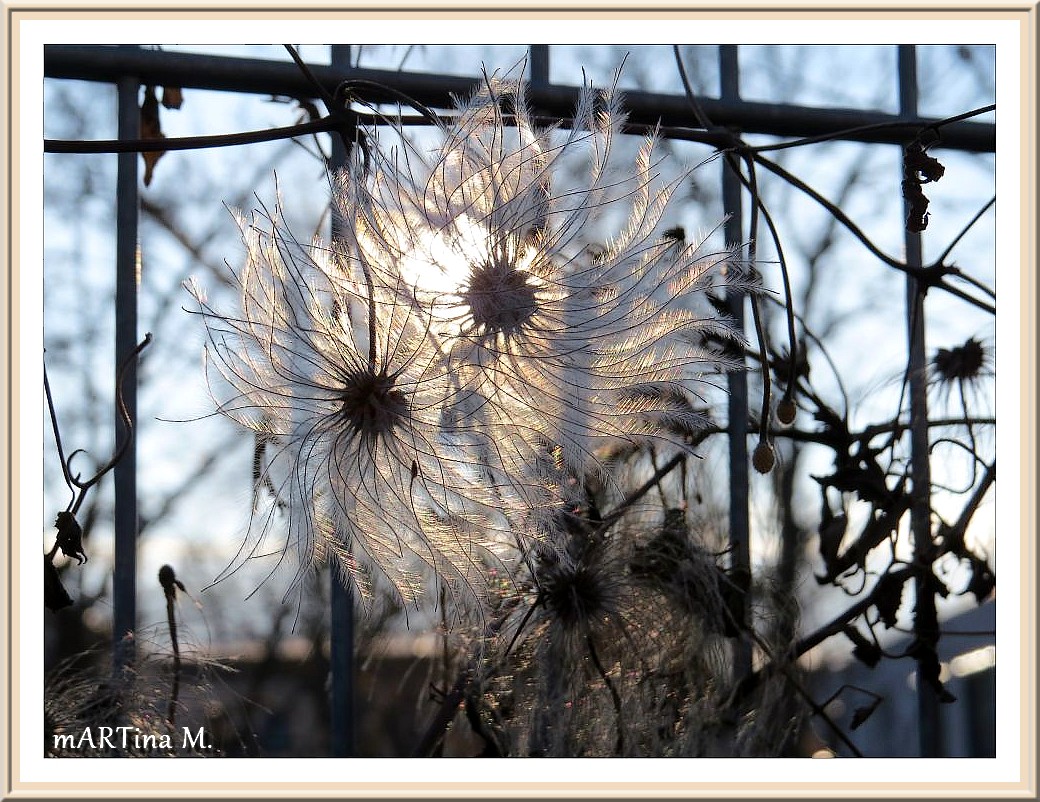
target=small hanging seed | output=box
[777,397,797,426]
[752,441,776,474]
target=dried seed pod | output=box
[777,397,797,426]
[752,441,776,474]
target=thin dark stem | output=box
[45,112,733,155]
[335,79,443,127]
[770,416,995,448]
[283,45,341,115]
[742,157,799,403]
[504,591,542,658]
[759,293,851,414]
[753,153,912,273]
[412,600,519,757]
[739,159,772,444]
[944,461,996,546]
[593,452,685,536]
[929,103,997,127]
[736,615,865,757]
[946,264,997,300]
[646,446,670,507]
[165,592,180,727]
[749,103,996,154]
[820,683,884,710]
[158,566,184,730]
[934,195,996,279]
[805,690,865,757]
[284,44,362,161]
[45,333,152,517]
[671,46,714,130]
[67,333,152,513]
[793,567,914,659]
[752,153,995,314]
[586,635,624,756]
[43,358,76,504]
[45,118,338,154]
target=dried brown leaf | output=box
[140,85,165,187]
[161,86,184,110]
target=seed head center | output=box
[541,560,608,629]
[462,256,538,336]
[338,369,408,440]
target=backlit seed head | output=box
[932,337,989,385]
[541,559,610,630]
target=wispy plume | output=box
[191,61,742,611]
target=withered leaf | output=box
[850,697,883,730]
[160,86,184,110]
[873,571,908,629]
[45,558,74,611]
[140,85,165,187]
[54,510,87,564]
[817,502,847,573]
[906,143,946,184]
[842,625,882,668]
[813,451,892,507]
[904,179,930,233]
[902,142,945,233]
[852,641,882,669]
[964,556,996,604]
[774,343,810,385]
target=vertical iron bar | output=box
[899,44,941,758]
[112,65,139,672]
[719,44,752,678]
[529,45,549,86]
[328,43,356,759]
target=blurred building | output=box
[807,599,996,758]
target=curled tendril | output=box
[44,333,152,558]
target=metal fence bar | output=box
[898,44,942,759]
[112,61,139,672]
[42,46,995,153]
[327,42,357,760]
[719,44,752,680]
[529,44,549,86]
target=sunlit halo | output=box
[400,214,539,309]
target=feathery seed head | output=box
[188,200,520,609]
[540,554,613,631]
[194,60,745,616]
[335,63,744,490]
[932,336,991,387]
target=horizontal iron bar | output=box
[44,45,995,153]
